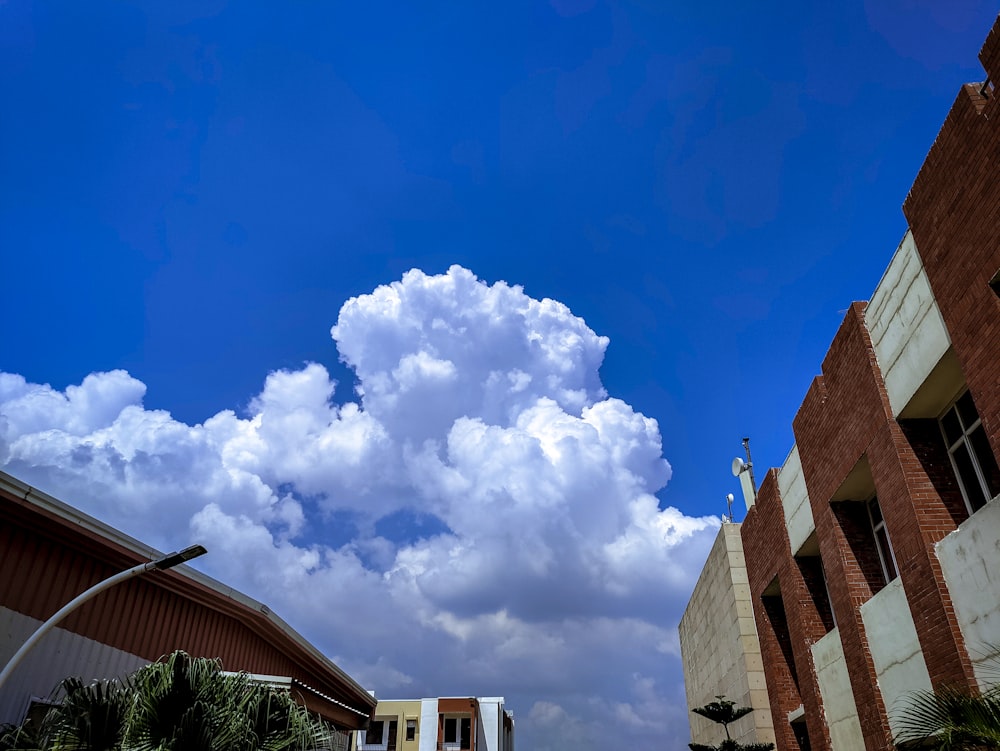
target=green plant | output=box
[893,645,1000,750]
[1,652,339,751]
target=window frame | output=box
[867,497,898,586]
[940,390,1000,514]
[442,716,471,749]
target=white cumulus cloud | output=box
[1,265,718,751]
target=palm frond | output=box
[41,677,128,751]
[894,684,1000,750]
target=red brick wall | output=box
[903,14,1000,475]
[868,421,976,690]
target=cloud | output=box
[0,265,718,750]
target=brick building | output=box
[681,14,1000,751]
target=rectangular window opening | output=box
[366,720,385,747]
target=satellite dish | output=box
[731,457,746,476]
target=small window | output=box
[941,391,1000,513]
[406,719,417,742]
[868,498,898,585]
[444,718,457,744]
[791,717,812,751]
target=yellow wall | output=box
[372,699,423,751]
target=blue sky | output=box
[2,2,997,749]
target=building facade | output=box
[679,523,775,748]
[682,13,1000,751]
[356,697,514,751]
[0,469,377,734]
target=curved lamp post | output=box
[0,544,207,692]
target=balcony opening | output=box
[761,577,801,698]
[794,533,835,633]
[442,716,471,751]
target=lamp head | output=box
[153,545,207,570]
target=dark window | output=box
[867,497,897,584]
[406,720,417,742]
[791,719,812,751]
[443,716,471,747]
[941,391,1000,513]
[388,720,398,751]
[460,718,471,749]
[367,721,385,746]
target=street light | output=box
[0,544,207,692]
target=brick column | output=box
[742,471,832,751]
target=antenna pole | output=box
[742,437,758,500]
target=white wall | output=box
[859,578,933,735]
[936,495,1000,689]
[0,606,148,725]
[811,629,864,751]
[419,699,439,751]
[865,230,951,418]
[476,698,504,751]
[778,445,814,555]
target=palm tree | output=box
[893,682,1000,750]
[0,722,42,751]
[893,645,1000,750]
[1,651,339,751]
[688,696,775,751]
[42,677,130,751]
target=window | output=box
[366,720,385,747]
[867,497,897,585]
[791,717,812,751]
[443,717,471,748]
[444,718,457,744]
[406,719,417,742]
[941,391,1000,513]
[821,561,837,630]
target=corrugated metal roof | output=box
[0,469,377,726]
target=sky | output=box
[1,1,997,749]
